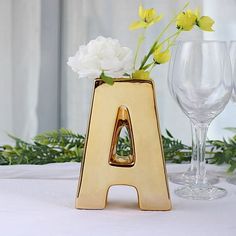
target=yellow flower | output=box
[194,8,200,19]
[132,70,151,80]
[153,46,171,64]
[129,4,162,30]
[176,10,197,31]
[197,16,214,31]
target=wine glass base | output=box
[169,172,219,185]
[175,184,227,200]
[226,176,236,185]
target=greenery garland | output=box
[0,128,235,173]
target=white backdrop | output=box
[0,0,41,144]
[0,0,236,145]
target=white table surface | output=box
[0,163,235,236]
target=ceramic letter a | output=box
[76,79,171,211]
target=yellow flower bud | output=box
[197,16,214,31]
[129,4,162,30]
[132,70,151,80]
[194,8,200,19]
[176,10,197,31]
[153,47,171,64]
[141,8,156,23]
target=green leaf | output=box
[142,62,154,70]
[166,129,174,138]
[227,163,236,173]
[100,72,114,85]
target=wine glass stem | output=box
[192,122,209,185]
[190,123,197,172]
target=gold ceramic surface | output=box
[76,79,172,211]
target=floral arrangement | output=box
[67,2,214,84]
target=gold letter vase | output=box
[76,79,171,211]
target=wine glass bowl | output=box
[169,41,232,200]
[172,41,232,124]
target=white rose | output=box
[67,36,133,79]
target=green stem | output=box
[170,30,182,47]
[134,29,146,69]
[149,62,155,73]
[139,42,158,70]
[156,1,189,43]
[146,30,182,75]
[159,29,182,48]
[139,2,189,70]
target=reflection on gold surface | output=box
[76,79,171,211]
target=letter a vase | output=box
[76,79,171,211]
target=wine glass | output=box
[167,44,219,186]
[226,41,236,185]
[169,41,232,200]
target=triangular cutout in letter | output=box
[109,105,135,167]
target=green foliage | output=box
[207,129,236,173]
[161,130,192,163]
[0,129,85,165]
[0,128,236,173]
[116,135,132,156]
